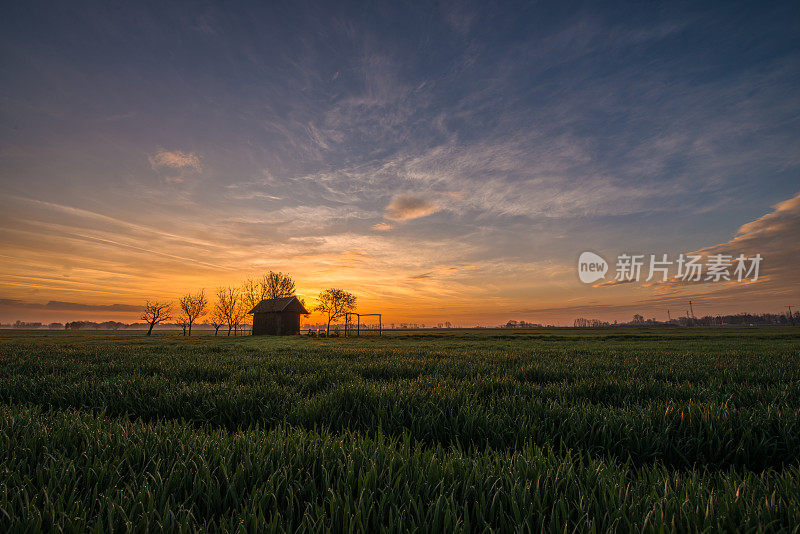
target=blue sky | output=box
[1,0,798,324]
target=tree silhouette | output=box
[241,271,297,308]
[178,290,208,337]
[209,307,226,336]
[315,288,357,336]
[215,287,239,336]
[240,277,267,313]
[232,300,249,335]
[141,300,172,336]
[176,314,189,336]
[264,271,296,299]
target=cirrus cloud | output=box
[0,299,142,312]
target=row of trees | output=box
[572,318,610,328]
[65,321,127,330]
[503,320,544,328]
[569,312,800,328]
[141,271,358,336]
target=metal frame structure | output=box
[344,312,382,336]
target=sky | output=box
[1,0,798,326]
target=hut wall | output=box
[281,312,301,335]
[252,311,301,335]
[253,312,282,335]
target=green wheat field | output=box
[1,328,798,532]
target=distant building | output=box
[248,296,309,335]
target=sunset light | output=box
[2,2,797,329]
[1,1,799,531]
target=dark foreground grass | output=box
[0,328,799,532]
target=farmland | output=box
[0,328,798,532]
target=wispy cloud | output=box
[1,2,798,324]
[0,299,141,312]
[148,150,202,172]
[384,195,439,221]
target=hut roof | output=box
[248,296,309,315]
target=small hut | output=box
[248,296,309,335]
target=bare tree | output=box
[178,290,208,337]
[240,278,264,331]
[240,277,268,313]
[141,300,172,336]
[241,271,296,310]
[216,287,240,336]
[315,288,357,336]
[176,314,189,336]
[264,271,296,299]
[209,307,226,336]
[232,300,249,336]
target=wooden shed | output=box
[248,296,309,336]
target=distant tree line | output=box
[65,321,128,330]
[503,320,545,328]
[670,312,799,327]
[571,311,800,328]
[573,318,610,328]
[10,321,61,329]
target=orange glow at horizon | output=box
[1,192,798,326]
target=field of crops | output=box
[0,328,798,532]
